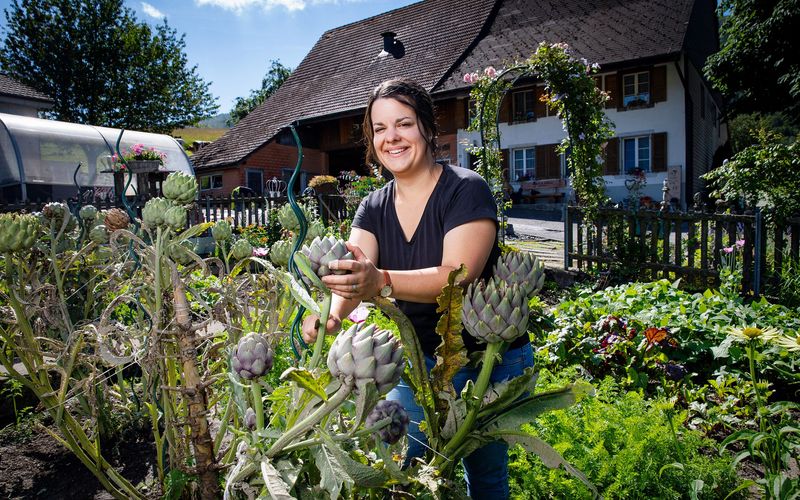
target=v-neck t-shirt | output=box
[352,163,508,356]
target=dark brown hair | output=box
[362,78,439,167]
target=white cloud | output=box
[141,2,165,18]
[194,0,364,13]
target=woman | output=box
[302,78,532,499]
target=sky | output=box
[0,0,419,114]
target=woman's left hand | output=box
[322,242,383,300]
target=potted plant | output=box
[112,143,166,173]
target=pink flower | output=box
[471,72,480,82]
[463,73,473,84]
[347,305,370,324]
[252,247,268,257]
[723,247,734,254]
[735,239,745,248]
[484,66,496,78]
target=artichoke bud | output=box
[0,213,40,253]
[231,333,274,380]
[304,220,327,243]
[104,208,130,232]
[327,323,404,395]
[244,407,257,431]
[42,202,75,232]
[269,238,292,268]
[277,203,311,233]
[164,205,187,231]
[492,251,546,298]
[79,204,98,221]
[300,236,354,283]
[366,400,409,444]
[141,197,173,228]
[168,239,196,265]
[162,171,198,205]
[89,224,109,244]
[212,220,233,242]
[462,280,530,344]
[231,238,253,260]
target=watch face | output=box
[380,285,392,297]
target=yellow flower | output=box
[727,325,780,343]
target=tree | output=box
[704,0,800,123]
[227,60,291,126]
[0,0,218,133]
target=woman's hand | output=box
[322,242,383,300]
[301,313,341,344]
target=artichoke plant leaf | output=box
[175,221,214,242]
[280,367,328,402]
[488,430,598,497]
[481,381,593,432]
[292,252,328,291]
[319,433,389,488]
[311,443,349,500]
[431,265,469,414]
[260,457,296,500]
[477,368,538,421]
[351,381,380,433]
[275,270,321,315]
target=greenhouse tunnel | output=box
[0,112,193,203]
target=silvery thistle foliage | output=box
[366,400,410,444]
[299,236,354,283]
[462,280,530,344]
[327,323,404,394]
[231,333,274,380]
[492,250,545,299]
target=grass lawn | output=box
[172,127,227,154]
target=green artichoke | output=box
[304,220,327,243]
[0,213,40,253]
[162,171,198,205]
[141,197,173,228]
[299,236,354,281]
[168,239,196,265]
[277,203,311,233]
[327,323,404,394]
[212,220,233,242]
[366,400,409,444]
[41,202,76,231]
[492,251,545,299]
[231,333,273,380]
[164,205,187,231]
[269,238,292,268]
[89,224,109,244]
[231,238,253,260]
[462,280,530,344]
[78,205,98,221]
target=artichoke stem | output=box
[251,382,264,430]
[440,341,502,461]
[309,292,332,370]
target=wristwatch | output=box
[379,270,393,298]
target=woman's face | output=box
[370,97,431,176]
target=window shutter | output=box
[652,133,667,172]
[499,94,511,124]
[651,65,667,103]
[604,74,618,109]
[545,144,561,179]
[535,146,546,178]
[534,86,547,119]
[603,138,620,175]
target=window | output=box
[466,98,478,125]
[512,148,535,181]
[623,72,650,107]
[623,136,650,173]
[512,90,535,122]
[200,174,223,190]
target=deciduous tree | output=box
[227,60,291,126]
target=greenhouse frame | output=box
[0,112,193,203]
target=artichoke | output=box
[0,213,40,253]
[89,224,109,244]
[231,238,253,260]
[212,220,233,242]
[299,236,354,281]
[304,220,327,243]
[365,400,409,445]
[269,238,293,268]
[327,323,404,394]
[462,280,530,344]
[79,205,98,221]
[277,203,311,233]
[41,202,76,231]
[492,251,545,299]
[164,205,187,231]
[244,407,257,431]
[168,239,196,265]
[162,171,198,205]
[141,197,173,228]
[231,333,273,380]
[104,208,130,232]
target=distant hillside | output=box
[197,113,231,128]
[172,128,227,154]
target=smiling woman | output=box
[301,78,532,499]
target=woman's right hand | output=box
[301,313,341,344]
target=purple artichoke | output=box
[326,323,404,394]
[366,400,409,444]
[231,333,273,380]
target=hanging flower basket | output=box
[126,160,162,173]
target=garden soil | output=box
[0,426,159,499]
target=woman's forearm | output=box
[387,266,461,303]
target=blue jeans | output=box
[386,343,534,499]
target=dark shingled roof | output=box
[192,0,495,169]
[0,74,53,103]
[194,0,699,169]
[437,0,695,92]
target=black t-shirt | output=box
[353,163,514,356]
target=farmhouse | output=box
[191,0,724,207]
[0,73,53,117]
